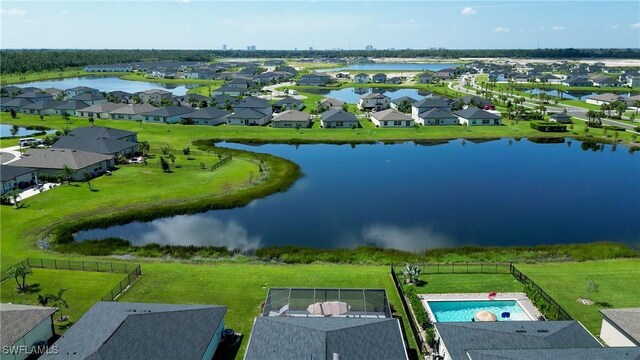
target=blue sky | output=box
[1,1,639,49]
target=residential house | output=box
[321,109,358,128]
[585,93,625,106]
[70,93,107,105]
[176,94,211,107]
[600,308,640,347]
[455,95,492,109]
[411,98,451,122]
[109,104,158,121]
[43,87,64,99]
[390,96,418,111]
[353,73,370,83]
[358,92,390,111]
[273,97,304,112]
[371,109,413,127]
[10,148,114,181]
[227,79,253,89]
[1,85,22,96]
[135,89,173,104]
[15,91,53,103]
[386,77,402,84]
[465,348,640,360]
[212,86,246,97]
[108,90,133,103]
[227,108,271,126]
[179,107,230,126]
[320,97,344,110]
[1,98,34,112]
[454,107,502,126]
[232,96,273,121]
[64,86,100,98]
[550,112,572,124]
[41,302,227,360]
[298,73,333,86]
[19,100,64,116]
[84,64,133,72]
[591,76,622,87]
[75,102,126,119]
[212,95,241,109]
[52,136,139,157]
[626,77,640,88]
[271,110,311,128]
[537,73,562,84]
[275,65,298,76]
[433,68,457,80]
[69,126,138,142]
[625,94,640,108]
[562,77,593,87]
[434,321,603,360]
[335,72,350,79]
[52,100,90,116]
[1,165,38,195]
[0,303,57,360]
[371,73,387,83]
[142,106,196,124]
[416,108,459,126]
[418,72,434,84]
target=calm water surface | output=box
[17,77,189,95]
[0,124,55,137]
[306,88,432,103]
[76,140,640,251]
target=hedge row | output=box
[530,121,567,132]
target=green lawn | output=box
[119,263,416,358]
[414,273,523,294]
[0,69,122,85]
[518,259,640,335]
[0,268,124,330]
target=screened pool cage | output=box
[262,288,392,318]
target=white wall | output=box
[321,120,358,128]
[272,120,310,128]
[600,318,638,347]
[7,317,54,360]
[200,319,225,360]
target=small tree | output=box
[341,103,349,112]
[138,141,150,156]
[83,170,92,190]
[62,111,70,124]
[397,99,412,114]
[159,156,171,172]
[585,278,599,298]
[8,265,32,291]
[10,125,19,138]
[39,114,44,121]
[10,108,17,119]
[182,147,191,156]
[88,116,95,126]
[62,164,74,184]
[37,293,53,307]
[51,288,69,321]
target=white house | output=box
[321,109,358,128]
[371,109,413,128]
[454,107,502,126]
[353,73,370,83]
[76,102,127,119]
[358,92,390,111]
[416,108,459,126]
[600,308,640,347]
[109,104,159,121]
[271,109,311,128]
[411,98,451,122]
[585,93,625,106]
[10,148,115,181]
[211,86,245,97]
[0,304,57,360]
[320,97,344,110]
[135,89,173,104]
[1,165,38,195]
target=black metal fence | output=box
[1,258,142,302]
[509,264,572,320]
[400,262,512,274]
[390,266,426,355]
[127,155,232,171]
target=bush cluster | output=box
[523,283,563,320]
[530,121,567,132]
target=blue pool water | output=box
[427,300,530,322]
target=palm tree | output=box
[600,103,611,118]
[50,288,69,321]
[83,170,92,190]
[585,110,595,126]
[37,293,53,306]
[402,264,422,285]
[614,101,627,117]
[61,111,70,124]
[8,265,32,291]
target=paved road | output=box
[0,146,21,164]
[452,76,638,132]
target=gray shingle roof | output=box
[52,100,90,111]
[418,107,457,119]
[361,92,390,100]
[321,97,344,107]
[51,136,138,155]
[391,96,418,105]
[236,96,271,109]
[2,98,34,107]
[412,98,450,109]
[322,109,357,123]
[109,104,158,115]
[228,108,268,119]
[69,126,137,141]
[79,102,127,114]
[467,347,640,360]
[454,107,501,119]
[0,303,57,347]
[586,93,624,102]
[1,165,37,182]
[272,109,310,122]
[245,317,408,360]
[141,106,195,117]
[601,308,640,344]
[10,148,114,170]
[274,97,303,107]
[21,100,64,110]
[372,109,412,122]
[42,302,226,360]
[180,107,230,119]
[435,321,602,360]
[71,93,106,101]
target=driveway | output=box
[1,146,22,165]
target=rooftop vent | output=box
[537,329,549,333]
[515,330,527,333]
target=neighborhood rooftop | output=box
[0,303,58,349]
[10,148,114,170]
[600,308,640,344]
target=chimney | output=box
[333,353,340,360]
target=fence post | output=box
[54,260,58,269]
[82,261,85,271]
[41,259,44,268]
[27,258,31,267]
[68,260,71,270]
[125,264,128,274]
[110,263,113,272]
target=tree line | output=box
[2,48,639,74]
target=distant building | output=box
[365,45,374,51]
[84,64,132,72]
[222,44,227,51]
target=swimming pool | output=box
[426,300,531,322]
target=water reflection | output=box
[135,215,262,251]
[360,224,455,251]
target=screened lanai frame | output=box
[262,288,392,318]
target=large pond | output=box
[17,77,190,95]
[522,89,638,100]
[319,63,462,72]
[305,87,433,103]
[0,124,54,137]
[76,139,640,252]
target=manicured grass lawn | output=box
[0,268,124,330]
[414,273,523,294]
[0,69,122,85]
[517,259,640,335]
[119,263,416,358]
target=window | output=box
[383,121,388,126]
[154,116,160,121]
[336,121,343,127]
[394,121,402,126]
[482,119,490,124]
[472,120,476,125]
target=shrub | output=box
[523,283,563,320]
[530,121,567,132]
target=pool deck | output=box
[419,292,542,321]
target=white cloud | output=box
[60,10,69,15]
[631,23,640,29]
[0,8,27,16]
[610,24,620,30]
[359,223,456,252]
[494,26,510,33]
[461,7,477,15]
[550,25,565,31]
